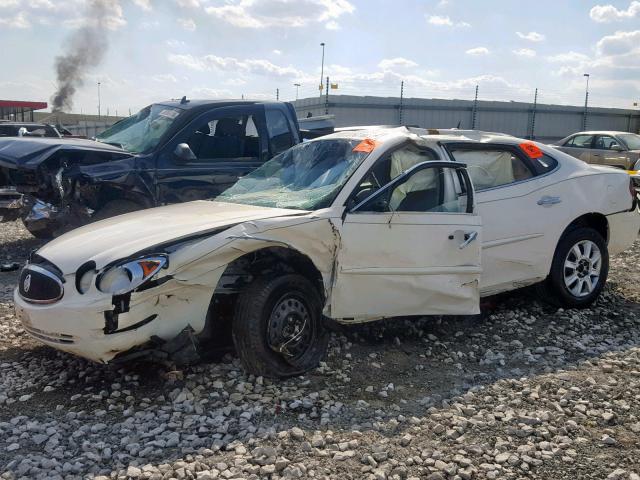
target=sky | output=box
[1,0,639,115]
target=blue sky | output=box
[1,0,639,115]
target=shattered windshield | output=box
[95,104,181,154]
[218,138,372,210]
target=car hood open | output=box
[37,201,307,274]
[0,136,132,170]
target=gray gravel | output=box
[1,219,640,479]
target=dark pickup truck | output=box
[0,98,310,237]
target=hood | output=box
[0,137,132,170]
[37,201,307,274]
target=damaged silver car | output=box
[14,127,640,377]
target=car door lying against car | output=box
[156,106,268,204]
[331,143,482,320]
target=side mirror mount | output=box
[174,143,196,162]
[17,127,28,137]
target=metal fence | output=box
[292,95,640,143]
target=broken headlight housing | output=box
[97,255,168,295]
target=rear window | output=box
[531,154,558,175]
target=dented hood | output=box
[37,201,307,273]
[0,136,132,169]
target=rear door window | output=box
[565,135,594,148]
[449,148,534,191]
[266,109,294,155]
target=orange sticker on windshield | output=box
[520,142,543,159]
[353,138,380,153]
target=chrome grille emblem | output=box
[23,274,31,293]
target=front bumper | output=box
[13,277,216,363]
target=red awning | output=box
[0,100,48,110]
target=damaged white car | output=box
[14,127,640,377]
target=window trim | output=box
[443,142,560,193]
[343,139,440,208]
[350,161,474,214]
[265,107,295,156]
[594,134,625,151]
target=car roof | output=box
[569,131,635,136]
[320,126,523,145]
[154,98,284,111]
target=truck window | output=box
[185,114,262,161]
[266,109,294,155]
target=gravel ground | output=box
[1,219,639,480]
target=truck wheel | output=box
[93,200,142,222]
[539,227,609,308]
[232,274,329,378]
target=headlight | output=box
[97,255,168,295]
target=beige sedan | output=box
[554,131,640,170]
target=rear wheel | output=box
[232,274,328,377]
[539,227,608,308]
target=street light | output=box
[582,73,590,131]
[294,83,301,101]
[97,81,101,119]
[319,42,325,97]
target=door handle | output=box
[459,231,478,249]
[537,195,561,206]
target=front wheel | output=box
[540,227,609,308]
[232,274,329,378]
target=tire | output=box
[539,227,609,308]
[92,199,142,222]
[232,274,329,378]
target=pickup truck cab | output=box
[0,98,303,237]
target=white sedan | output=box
[14,127,639,377]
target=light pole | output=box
[582,73,590,131]
[294,83,301,101]
[97,81,101,119]
[319,42,325,97]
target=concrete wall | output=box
[293,96,640,142]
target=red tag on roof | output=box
[353,138,379,153]
[519,142,543,159]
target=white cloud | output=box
[378,57,418,70]
[168,53,304,78]
[590,1,640,22]
[596,29,640,56]
[175,0,200,7]
[513,48,536,57]
[466,47,489,56]
[177,17,196,31]
[546,51,591,63]
[426,14,470,27]
[0,11,30,28]
[132,0,152,11]
[272,49,282,55]
[325,19,339,29]
[0,0,20,7]
[516,31,545,42]
[205,0,354,30]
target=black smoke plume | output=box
[50,0,117,113]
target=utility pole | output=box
[325,76,329,115]
[97,81,101,119]
[276,88,279,101]
[319,42,325,98]
[530,88,538,140]
[582,73,590,131]
[471,85,479,130]
[294,83,301,101]
[399,81,405,126]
